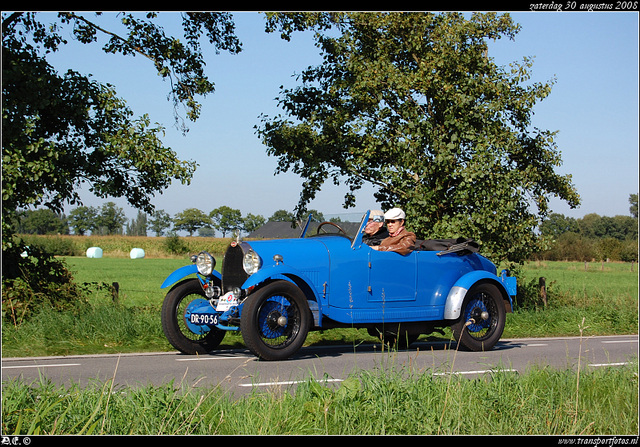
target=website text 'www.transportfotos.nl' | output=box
[558,437,639,446]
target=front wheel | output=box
[240,280,311,361]
[451,283,506,352]
[161,278,225,355]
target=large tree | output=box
[258,12,580,264]
[173,208,212,237]
[2,11,241,299]
[210,206,243,237]
[2,12,241,229]
[94,201,127,235]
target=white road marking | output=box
[588,362,630,367]
[176,356,253,361]
[433,369,518,376]
[239,378,343,387]
[2,363,81,369]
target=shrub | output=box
[20,234,80,256]
[2,240,89,326]
[512,276,559,311]
[164,232,190,255]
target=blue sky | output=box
[43,12,638,226]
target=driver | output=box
[362,210,389,246]
[371,208,416,255]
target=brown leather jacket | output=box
[376,228,416,256]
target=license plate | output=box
[189,313,218,326]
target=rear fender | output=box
[161,264,222,289]
[242,266,323,326]
[444,271,513,320]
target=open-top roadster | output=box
[161,211,516,360]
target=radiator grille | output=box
[221,243,248,293]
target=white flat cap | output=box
[384,208,406,220]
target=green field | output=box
[62,256,639,309]
[65,256,194,307]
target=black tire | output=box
[161,278,226,355]
[240,280,311,361]
[451,283,506,352]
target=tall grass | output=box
[2,360,637,435]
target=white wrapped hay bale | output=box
[86,247,103,258]
[130,248,145,259]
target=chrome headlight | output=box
[196,251,216,276]
[242,249,262,275]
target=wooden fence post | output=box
[111,282,119,303]
[539,277,547,308]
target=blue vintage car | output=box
[160,211,517,360]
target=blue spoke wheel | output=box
[241,280,311,361]
[161,278,225,355]
[451,283,506,351]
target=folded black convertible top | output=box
[415,237,479,255]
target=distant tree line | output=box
[9,203,327,238]
[533,194,638,263]
[11,195,637,263]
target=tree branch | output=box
[61,12,157,64]
[2,12,23,29]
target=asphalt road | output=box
[2,335,637,398]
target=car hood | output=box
[221,236,347,293]
[244,236,346,266]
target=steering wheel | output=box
[316,222,349,237]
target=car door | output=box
[368,250,417,303]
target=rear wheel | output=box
[240,280,311,361]
[451,283,505,352]
[161,279,225,355]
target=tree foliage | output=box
[11,209,69,235]
[2,12,241,234]
[68,206,98,236]
[173,208,212,237]
[210,206,243,237]
[149,209,173,237]
[257,12,580,264]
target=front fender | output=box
[161,264,221,289]
[443,271,513,320]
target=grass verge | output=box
[2,360,637,435]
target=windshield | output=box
[298,212,371,241]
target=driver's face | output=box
[364,219,383,235]
[386,219,404,234]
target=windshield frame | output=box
[299,214,313,238]
[351,210,370,249]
